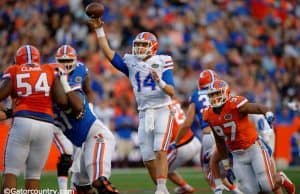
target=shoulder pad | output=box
[229,96,248,109]
[159,55,174,70]
[123,54,136,64]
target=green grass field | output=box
[1,167,300,193]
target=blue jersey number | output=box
[54,111,72,132]
[135,72,156,92]
[198,93,210,112]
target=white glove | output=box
[55,67,72,93]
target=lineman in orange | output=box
[0,45,69,192]
[203,79,296,194]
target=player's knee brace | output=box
[57,154,72,176]
[75,184,96,194]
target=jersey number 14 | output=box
[135,72,156,92]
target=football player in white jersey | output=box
[249,114,275,152]
[89,18,175,194]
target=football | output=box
[85,2,104,19]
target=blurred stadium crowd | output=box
[0,0,300,166]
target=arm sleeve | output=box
[161,69,175,87]
[111,53,129,77]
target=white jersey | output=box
[249,114,275,151]
[123,54,173,110]
[249,114,273,136]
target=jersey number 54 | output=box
[16,73,50,96]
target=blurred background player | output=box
[249,114,275,154]
[54,66,118,194]
[53,44,94,193]
[0,45,68,192]
[203,79,296,194]
[89,18,176,194]
[167,100,200,194]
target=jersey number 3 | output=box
[16,73,50,97]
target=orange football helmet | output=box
[198,69,218,89]
[132,32,159,59]
[207,79,230,108]
[56,45,77,73]
[15,45,40,66]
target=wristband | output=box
[60,75,72,93]
[158,79,167,89]
[95,27,105,38]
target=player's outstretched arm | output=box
[88,19,129,76]
[238,102,274,124]
[174,103,195,144]
[238,102,270,115]
[88,18,115,61]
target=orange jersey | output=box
[169,101,194,146]
[203,96,258,151]
[3,64,57,121]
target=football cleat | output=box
[93,176,119,194]
[174,184,195,194]
[279,171,296,194]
